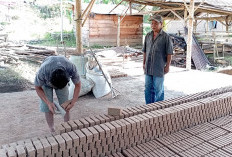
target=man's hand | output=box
[64,101,75,112]
[48,102,56,114]
[164,65,170,74]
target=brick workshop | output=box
[1,0,232,157]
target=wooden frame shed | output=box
[82,4,143,47]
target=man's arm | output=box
[164,54,172,74]
[143,53,146,71]
[65,81,81,111]
[35,86,55,114]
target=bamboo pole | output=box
[81,0,94,19]
[76,0,83,54]
[109,0,124,14]
[186,0,194,70]
[184,8,187,26]
[82,0,95,27]
[194,19,197,33]
[129,1,132,15]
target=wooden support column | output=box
[194,19,197,33]
[186,0,194,70]
[184,8,188,26]
[206,13,209,33]
[226,16,229,33]
[129,1,132,15]
[117,15,121,47]
[76,0,83,54]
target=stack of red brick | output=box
[1,86,232,157]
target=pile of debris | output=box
[0,41,56,65]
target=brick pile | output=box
[118,115,232,157]
[1,87,232,157]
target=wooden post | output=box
[76,0,83,54]
[184,8,188,26]
[194,19,197,33]
[129,1,132,15]
[206,13,209,33]
[226,16,229,33]
[186,0,194,70]
[117,15,121,47]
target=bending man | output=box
[35,56,81,133]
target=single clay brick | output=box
[40,138,51,156]
[99,114,111,122]
[111,121,122,134]
[85,117,96,126]
[125,118,136,130]
[16,140,25,145]
[69,147,76,156]
[89,142,95,150]
[9,143,17,148]
[32,140,43,157]
[61,133,73,149]
[105,122,116,136]
[67,120,78,131]
[94,125,105,139]
[0,149,7,157]
[82,143,88,152]
[115,120,126,133]
[54,135,65,151]
[121,110,129,118]
[90,116,101,125]
[108,107,122,116]
[68,132,80,147]
[47,136,58,154]
[94,115,106,123]
[55,124,65,134]
[25,142,36,157]
[73,119,84,130]
[100,123,111,138]
[92,149,97,156]
[62,149,69,157]
[61,122,72,132]
[79,118,90,128]
[81,128,93,143]
[6,146,16,157]
[88,127,99,141]
[74,130,87,145]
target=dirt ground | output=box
[1,56,232,146]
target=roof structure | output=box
[125,0,232,20]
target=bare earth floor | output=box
[1,59,232,146]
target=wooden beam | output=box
[170,10,184,22]
[194,19,197,33]
[82,0,95,27]
[184,8,188,26]
[120,6,130,22]
[194,0,205,12]
[81,0,95,19]
[132,7,184,15]
[195,16,227,21]
[109,0,124,14]
[183,0,190,12]
[129,1,132,15]
[138,5,147,13]
[76,0,82,54]
[123,0,177,9]
[186,0,195,70]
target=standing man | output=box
[142,14,173,104]
[35,56,81,133]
